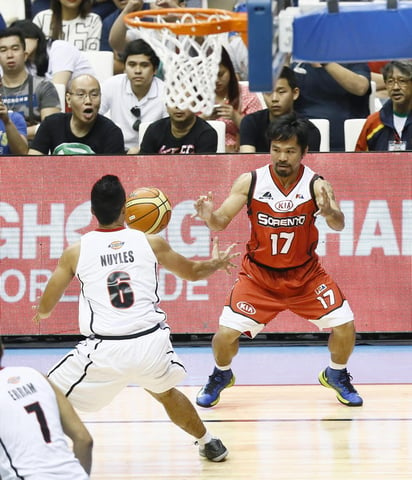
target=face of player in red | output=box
[270,135,306,180]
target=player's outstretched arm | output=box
[32,243,80,323]
[193,172,251,231]
[148,236,240,281]
[314,178,345,231]
[49,380,93,474]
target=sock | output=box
[216,364,231,371]
[196,431,213,446]
[329,361,346,370]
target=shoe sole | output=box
[318,370,363,407]
[196,375,236,408]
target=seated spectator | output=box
[100,0,129,74]
[201,47,262,152]
[139,105,217,154]
[100,38,167,153]
[11,20,95,89]
[291,61,371,151]
[33,0,103,51]
[0,28,61,141]
[109,0,184,56]
[0,76,28,155]
[355,60,412,152]
[240,66,321,153]
[28,74,125,154]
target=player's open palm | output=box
[211,238,240,274]
[194,191,214,221]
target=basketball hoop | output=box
[124,8,247,115]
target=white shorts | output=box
[48,324,186,412]
[219,300,354,339]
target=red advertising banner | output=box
[1,153,411,335]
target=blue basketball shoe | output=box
[318,367,363,406]
[196,367,235,408]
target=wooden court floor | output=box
[80,384,412,480]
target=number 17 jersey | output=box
[246,164,321,269]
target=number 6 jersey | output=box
[76,227,167,337]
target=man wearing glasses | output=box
[99,39,168,154]
[28,74,125,155]
[355,60,412,151]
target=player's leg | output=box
[291,261,362,407]
[146,388,228,462]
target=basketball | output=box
[125,187,172,234]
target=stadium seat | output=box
[308,118,330,152]
[0,0,25,26]
[344,118,367,152]
[82,51,114,84]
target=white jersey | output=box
[0,366,89,480]
[76,227,166,337]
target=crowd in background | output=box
[0,0,410,155]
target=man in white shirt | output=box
[99,39,168,153]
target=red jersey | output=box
[246,163,321,269]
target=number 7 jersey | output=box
[246,164,321,269]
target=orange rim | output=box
[123,8,247,38]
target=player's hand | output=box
[192,191,214,221]
[32,305,51,325]
[211,237,240,274]
[315,186,333,218]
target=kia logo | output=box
[275,200,293,211]
[236,301,256,315]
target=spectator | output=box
[100,0,129,74]
[0,28,61,141]
[33,0,103,51]
[239,66,321,153]
[0,338,93,478]
[291,61,371,151]
[356,60,412,151]
[109,0,185,56]
[100,38,167,152]
[0,83,28,155]
[139,105,217,154]
[28,74,125,154]
[11,19,95,90]
[201,47,262,152]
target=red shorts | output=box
[224,255,350,326]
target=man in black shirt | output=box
[28,74,125,155]
[239,66,321,153]
[139,106,218,154]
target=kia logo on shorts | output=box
[275,200,293,211]
[236,301,256,315]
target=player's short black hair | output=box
[121,39,160,70]
[91,175,126,225]
[266,112,309,152]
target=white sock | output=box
[329,361,346,370]
[216,364,231,371]
[196,431,213,446]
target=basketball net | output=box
[124,9,247,116]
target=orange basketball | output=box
[125,187,172,234]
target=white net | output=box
[127,12,232,115]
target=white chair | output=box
[53,83,66,111]
[344,118,367,152]
[206,120,226,153]
[82,51,114,84]
[0,0,25,26]
[138,119,226,153]
[308,118,330,152]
